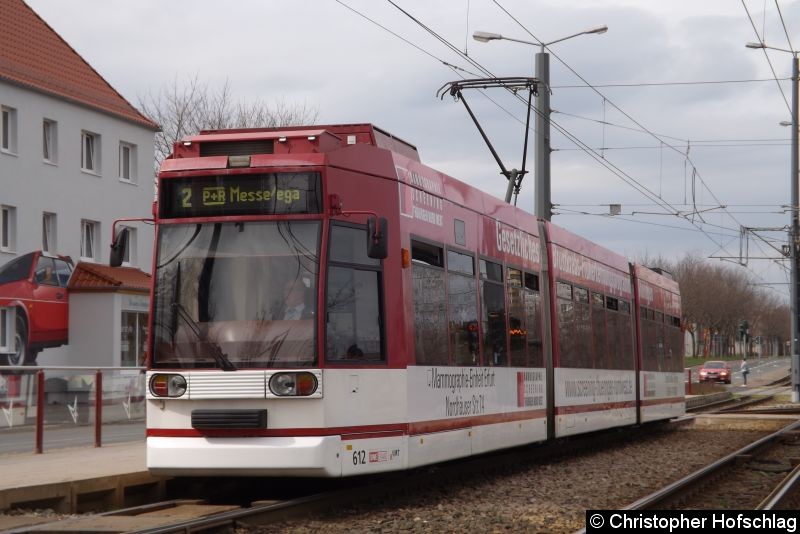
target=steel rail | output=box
[715,394,777,413]
[721,406,800,415]
[622,418,800,510]
[686,393,769,413]
[758,460,800,510]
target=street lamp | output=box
[473,25,608,220]
[747,40,800,402]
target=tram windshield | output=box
[150,221,320,369]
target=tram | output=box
[122,124,683,476]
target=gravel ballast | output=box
[250,419,791,533]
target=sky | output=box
[25,0,800,299]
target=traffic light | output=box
[739,320,749,342]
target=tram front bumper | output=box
[147,435,342,477]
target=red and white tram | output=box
[133,124,683,476]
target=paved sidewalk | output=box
[0,441,146,491]
[0,440,163,513]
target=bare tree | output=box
[660,252,790,358]
[139,76,319,167]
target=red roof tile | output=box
[68,262,151,293]
[0,0,158,130]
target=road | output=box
[687,356,790,385]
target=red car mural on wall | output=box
[0,251,73,365]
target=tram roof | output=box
[164,123,678,290]
[178,123,420,162]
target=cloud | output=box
[24,0,795,291]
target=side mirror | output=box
[109,227,129,267]
[367,216,388,259]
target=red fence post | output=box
[686,369,692,395]
[35,370,44,454]
[95,370,102,448]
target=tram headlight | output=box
[269,372,318,397]
[149,374,187,398]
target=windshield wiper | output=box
[170,302,237,371]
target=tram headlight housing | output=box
[268,372,318,397]
[149,374,187,398]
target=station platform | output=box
[0,440,166,517]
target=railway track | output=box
[622,418,800,511]
[686,393,776,414]
[766,375,793,387]
[5,493,363,533]
[686,375,792,414]
[722,406,800,415]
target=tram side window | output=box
[508,268,526,366]
[607,296,633,370]
[557,281,577,367]
[649,309,660,371]
[650,309,660,371]
[574,287,591,368]
[481,259,506,366]
[638,306,651,371]
[523,272,544,368]
[447,250,478,366]
[412,240,448,365]
[669,315,683,372]
[640,306,657,371]
[617,300,634,370]
[654,310,666,371]
[591,292,608,368]
[606,296,620,369]
[326,224,384,362]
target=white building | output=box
[64,263,151,368]
[0,0,158,272]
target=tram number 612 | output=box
[352,450,366,465]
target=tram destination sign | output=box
[161,172,322,218]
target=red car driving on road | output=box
[0,251,73,365]
[698,360,732,384]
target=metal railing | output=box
[0,365,146,454]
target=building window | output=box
[43,119,57,163]
[121,311,148,366]
[119,142,136,182]
[81,131,100,173]
[80,219,99,261]
[42,212,57,253]
[120,226,136,265]
[1,206,16,252]
[1,106,17,154]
